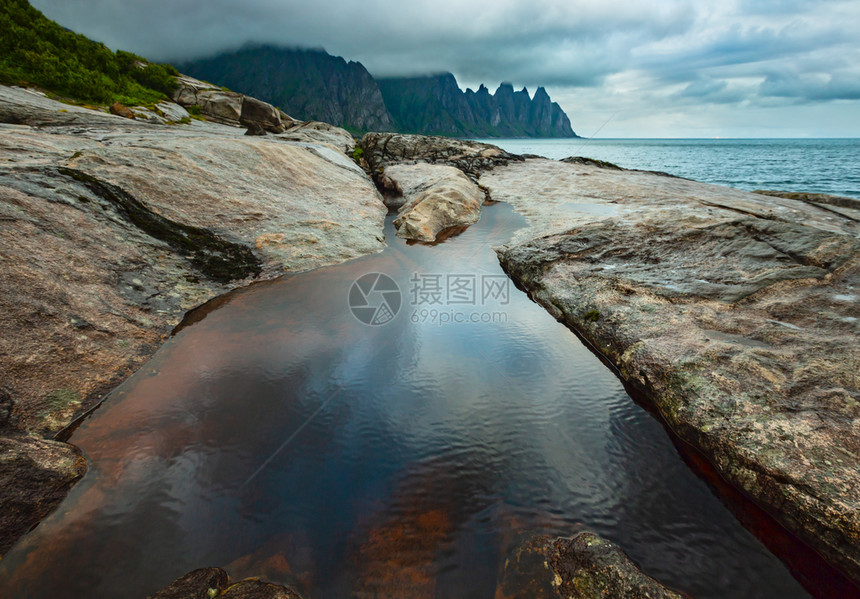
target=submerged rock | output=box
[383,163,485,241]
[485,157,860,582]
[497,532,686,598]
[148,567,302,599]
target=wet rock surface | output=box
[382,163,485,241]
[0,84,386,555]
[483,157,860,582]
[497,532,685,598]
[149,567,302,599]
[0,435,86,555]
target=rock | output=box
[0,88,385,435]
[244,122,267,136]
[497,532,685,598]
[0,83,386,554]
[754,189,860,209]
[171,74,243,125]
[149,568,229,599]
[222,580,302,598]
[0,388,14,430]
[148,568,301,599]
[109,102,135,119]
[560,156,623,170]
[484,157,860,582]
[360,132,522,180]
[156,101,191,123]
[0,86,148,128]
[278,120,356,154]
[0,435,86,556]
[172,73,295,134]
[171,74,214,106]
[384,163,485,241]
[241,96,286,133]
[196,89,244,125]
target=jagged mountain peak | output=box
[180,47,577,137]
[379,72,577,138]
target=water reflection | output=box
[0,204,818,598]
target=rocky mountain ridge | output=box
[378,73,577,137]
[179,46,577,137]
[179,45,392,134]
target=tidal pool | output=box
[0,204,827,598]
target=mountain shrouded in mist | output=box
[180,45,577,137]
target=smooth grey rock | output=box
[196,89,244,125]
[383,163,485,241]
[241,96,286,133]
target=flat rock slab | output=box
[483,158,860,582]
[383,163,485,241]
[497,532,685,598]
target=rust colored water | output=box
[0,204,829,598]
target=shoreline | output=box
[1,88,858,596]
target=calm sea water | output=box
[474,138,860,199]
[3,205,852,598]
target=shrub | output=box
[0,0,180,105]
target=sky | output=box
[31,0,860,137]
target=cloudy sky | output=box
[32,0,860,137]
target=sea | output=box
[473,138,860,199]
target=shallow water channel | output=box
[0,204,819,598]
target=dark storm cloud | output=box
[28,0,860,136]
[29,0,694,85]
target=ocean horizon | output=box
[474,137,860,199]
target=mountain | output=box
[378,73,577,138]
[180,46,577,138]
[179,45,392,133]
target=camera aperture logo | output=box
[349,273,402,326]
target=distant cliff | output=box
[179,45,392,132]
[378,73,577,138]
[180,46,577,137]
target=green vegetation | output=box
[351,146,364,162]
[585,309,601,322]
[0,0,178,105]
